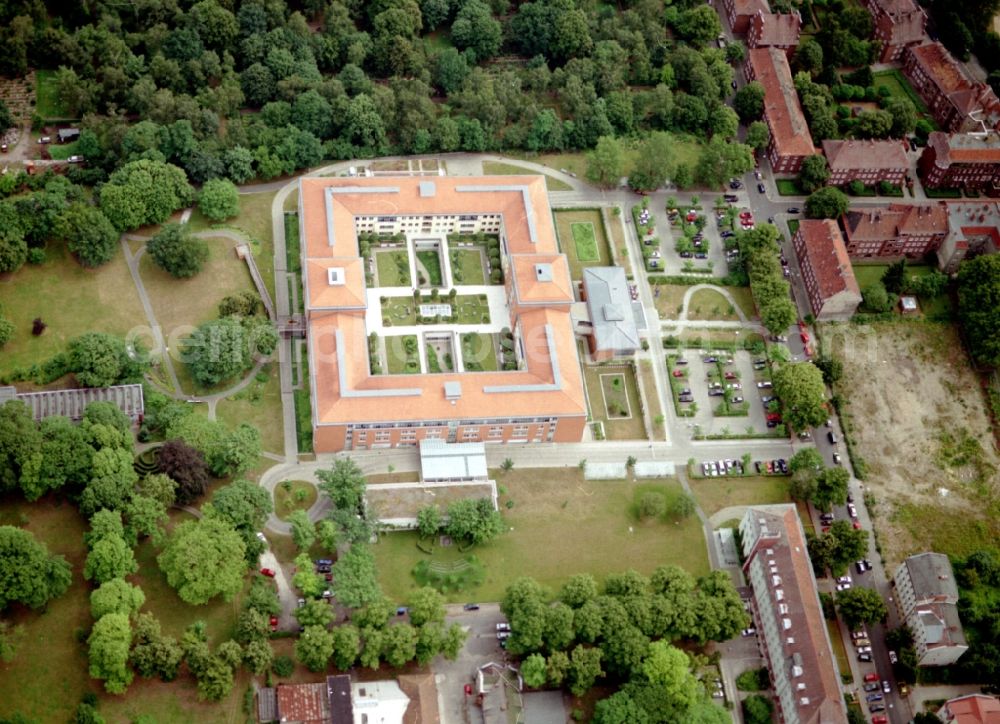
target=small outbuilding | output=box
[581,266,641,361]
[57,128,80,143]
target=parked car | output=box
[731,396,744,403]
[866,693,883,702]
[858,652,872,662]
[787,207,800,214]
[757,182,766,193]
[741,627,756,637]
[675,357,688,365]
[679,251,693,258]
[673,369,685,377]
[496,623,511,632]
[855,638,871,647]
[259,568,275,578]
[836,575,852,584]
[396,607,409,616]
[872,716,888,724]
[256,531,267,543]
[837,582,852,591]
[269,615,278,631]
[863,682,880,692]
[832,452,842,465]
[857,646,871,654]
[695,252,708,259]
[679,394,694,402]
[864,673,880,683]
[757,381,772,389]
[888,650,898,664]
[870,704,885,713]
[67,154,84,163]
[828,431,838,444]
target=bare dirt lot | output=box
[827,321,1000,570]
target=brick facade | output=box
[746,48,816,174]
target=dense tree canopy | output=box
[197,178,240,222]
[772,362,828,431]
[148,223,209,278]
[957,254,1000,367]
[157,516,247,605]
[99,160,194,232]
[0,525,72,610]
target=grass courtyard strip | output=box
[448,248,487,285]
[460,332,498,371]
[373,468,710,603]
[571,221,600,262]
[689,474,791,516]
[582,364,647,440]
[381,294,490,326]
[374,249,411,287]
[481,160,573,191]
[386,334,420,374]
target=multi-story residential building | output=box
[299,175,587,453]
[746,48,817,174]
[903,43,1000,133]
[918,131,1000,191]
[937,201,1000,272]
[792,220,862,319]
[893,553,969,667]
[739,506,849,724]
[840,203,948,259]
[747,10,802,54]
[822,139,909,188]
[938,694,1000,723]
[723,0,769,33]
[862,0,927,62]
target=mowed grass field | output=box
[481,161,573,191]
[583,364,647,440]
[214,364,285,457]
[373,469,710,603]
[553,209,612,279]
[0,500,248,723]
[690,474,792,516]
[571,222,600,262]
[0,244,146,376]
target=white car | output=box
[836,583,852,591]
[836,575,852,585]
[741,627,756,637]
[856,646,872,654]
[832,452,842,465]
[889,650,898,664]
[496,623,511,633]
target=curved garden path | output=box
[679,283,751,324]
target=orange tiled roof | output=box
[299,176,587,429]
[943,694,1000,724]
[749,48,816,158]
[822,139,908,171]
[751,11,802,47]
[276,683,328,723]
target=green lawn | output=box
[449,248,487,285]
[688,288,739,321]
[385,334,420,374]
[583,365,647,440]
[461,332,498,371]
[373,469,710,603]
[382,294,490,326]
[571,221,600,262]
[776,179,802,196]
[425,343,453,373]
[273,480,318,521]
[34,69,75,119]
[689,475,791,516]
[923,185,963,198]
[872,69,934,120]
[481,161,573,191]
[415,250,443,286]
[47,140,79,160]
[214,364,285,458]
[826,620,851,678]
[553,209,612,279]
[890,502,1000,561]
[0,244,147,377]
[284,212,301,274]
[375,249,411,287]
[850,263,952,317]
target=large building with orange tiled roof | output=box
[298,175,588,453]
[745,48,817,174]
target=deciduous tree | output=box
[836,586,888,629]
[84,533,138,584]
[157,517,247,605]
[99,160,194,232]
[296,625,335,671]
[332,544,382,609]
[772,362,828,431]
[0,525,72,610]
[586,136,625,189]
[958,254,1000,366]
[148,223,209,279]
[156,440,209,503]
[288,510,316,551]
[58,204,119,268]
[197,178,240,222]
[91,578,145,620]
[88,613,134,694]
[805,187,850,219]
[733,81,765,122]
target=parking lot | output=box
[636,193,748,278]
[668,350,773,435]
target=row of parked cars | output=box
[700,459,745,476]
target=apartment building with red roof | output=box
[840,202,948,259]
[723,0,770,33]
[746,48,817,174]
[740,505,849,724]
[918,131,1000,190]
[938,694,1000,724]
[747,10,802,54]
[792,220,862,319]
[822,139,909,187]
[903,43,1000,133]
[862,0,927,61]
[298,175,587,453]
[937,201,1000,272]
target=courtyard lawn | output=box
[689,475,791,516]
[850,263,952,317]
[872,69,934,120]
[34,69,74,119]
[688,288,739,321]
[638,359,664,438]
[654,284,690,319]
[461,332,498,371]
[273,480,319,521]
[553,209,612,279]
[373,468,710,603]
[47,141,79,160]
[605,208,626,264]
[449,248,487,285]
[375,249,411,287]
[923,185,963,199]
[386,334,420,374]
[826,620,852,678]
[481,161,573,191]
[571,221,600,262]
[583,365,647,440]
[0,244,146,377]
[425,343,453,373]
[381,295,490,326]
[415,250,443,286]
[214,364,285,458]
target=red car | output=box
[800,331,810,344]
[864,673,880,683]
[269,615,278,630]
[872,717,887,724]
[853,520,862,530]
[260,568,276,578]
[672,369,685,377]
